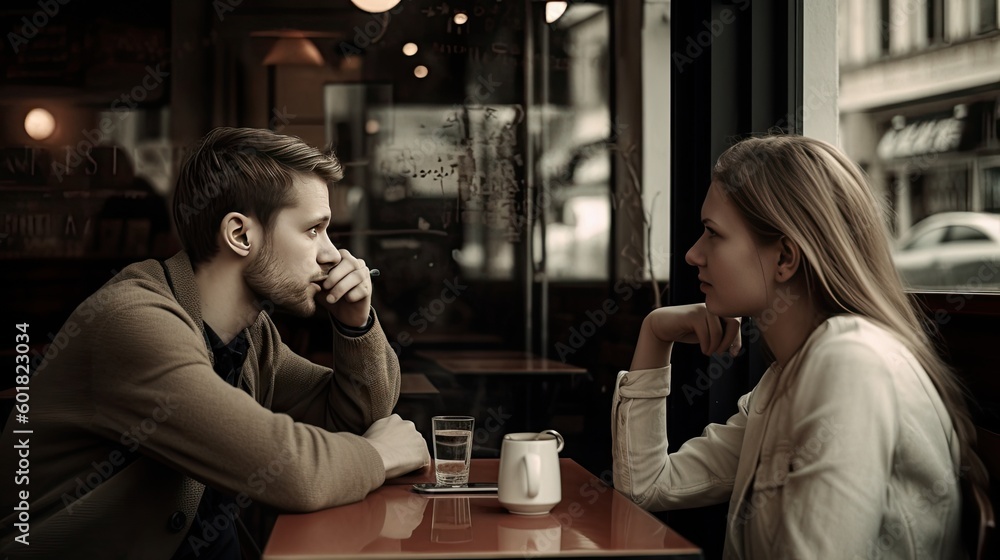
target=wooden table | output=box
[262,459,701,559]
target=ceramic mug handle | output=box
[524,453,541,498]
[541,429,564,453]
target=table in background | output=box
[416,349,587,376]
[400,373,439,395]
[395,373,442,445]
[263,459,701,559]
[416,349,588,434]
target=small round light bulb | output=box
[24,108,56,140]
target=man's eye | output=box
[309,227,319,236]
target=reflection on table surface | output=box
[262,459,702,559]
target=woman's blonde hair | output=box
[712,134,987,492]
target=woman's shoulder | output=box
[777,316,908,415]
[799,314,919,381]
[816,314,908,352]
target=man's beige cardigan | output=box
[0,251,400,558]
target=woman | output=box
[612,135,987,559]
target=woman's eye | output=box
[705,226,717,237]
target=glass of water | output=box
[432,415,475,486]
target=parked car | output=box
[892,212,1000,290]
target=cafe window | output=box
[979,0,999,33]
[258,0,635,356]
[911,166,971,221]
[903,226,948,250]
[945,225,992,242]
[533,2,612,281]
[841,3,1000,293]
[880,0,892,55]
[983,163,1000,212]
[927,0,946,44]
[866,103,1000,292]
[331,1,614,285]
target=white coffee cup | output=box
[498,430,565,515]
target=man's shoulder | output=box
[74,258,187,323]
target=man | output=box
[0,127,430,558]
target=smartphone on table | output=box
[412,483,498,494]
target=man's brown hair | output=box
[172,127,344,266]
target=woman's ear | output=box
[775,236,802,282]
[220,212,255,257]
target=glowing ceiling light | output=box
[545,1,568,24]
[414,65,429,78]
[402,42,418,56]
[262,36,324,66]
[350,0,401,13]
[24,108,55,140]
[453,12,468,25]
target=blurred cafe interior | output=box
[2,0,1000,557]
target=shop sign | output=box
[876,117,964,160]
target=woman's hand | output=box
[631,304,741,370]
[648,304,742,356]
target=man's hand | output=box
[317,248,373,328]
[363,414,431,479]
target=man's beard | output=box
[244,240,315,318]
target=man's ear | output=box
[220,212,255,257]
[775,236,802,282]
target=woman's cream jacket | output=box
[612,315,964,559]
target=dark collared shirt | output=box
[171,324,248,560]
